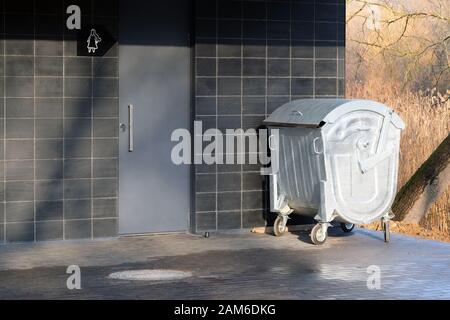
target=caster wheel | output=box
[310,224,328,245]
[273,216,287,237]
[383,220,390,243]
[340,223,355,233]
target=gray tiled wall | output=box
[194,0,345,232]
[0,0,119,243]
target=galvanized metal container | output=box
[263,99,405,244]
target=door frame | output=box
[117,0,196,235]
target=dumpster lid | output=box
[263,98,405,129]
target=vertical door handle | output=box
[128,104,134,152]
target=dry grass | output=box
[347,80,450,233]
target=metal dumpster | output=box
[263,99,405,245]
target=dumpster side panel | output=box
[278,128,323,214]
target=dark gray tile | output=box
[292,3,314,21]
[93,159,117,178]
[196,97,216,116]
[268,59,290,77]
[93,98,119,117]
[5,160,34,181]
[218,97,241,115]
[243,172,265,191]
[64,159,91,179]
[35,57,63,76]
[64,179,91,199]
[64,98,91,118]
[5,181,34,201]
[93,118,118,138]
[218,77,241,96]
[36,77,63,97]
[5,56,34,76]
[292,59,314,77]
[316,3,338,22]
[35,39,63,56]
[268,21,290,39]
[316,42,338,59]
[64,138,92,158]
[242,115,264,130]
[36,139,63,159]
[36,221,63,241]
[243,20,266,39]
[316,22,338,41]
[6,98,34,118]
[196,174,216,193]
[268,2,290,20]
[218,192,241,211]
[292,41,314,58]
[242,97,265,115]
[196,193,216,212]
[93,138,118,157]
[64,118,92,138]
[268,78,290,96]
[93,199,117,218]
[93,219,117,238]
[218,211,241,230]
[218,40,241,57]
[242,209,266,228]
[218,0,241,19]
[6,202,34,223]
[218,59,241,77]
[292,78,314,96]
[94,59,116,77]
[196,0,217,19]
[242,191,263,210]
[195,19,216,38]
[243,59,266,77]
[217,115,241,130]
[0,225,3,243]
[243,40,266,58]
[5,14,34,35]
[196,78,216,96]
[268,40,290,58]
[36,0,64,15]
[218,173,241,192]
[5,140,34,160]
[315,78,337,96]
[94,78,118,97]
[243,78,265,95]
[93,179,117,198]
[243,1,266,19]
[36,119,63,138]
[196,211,216,231]
[65,219,91,240]
[35,98,63,118]
[196,40,216,57]
[316,60,337,77]
[36,160,63,180]
[35,201,63,221]
[5,77,34,97]
[6,119,34,138]
[218,19,241,38]
[35,14,64,35]
[292,21,314,40]
[5,37,34,55]
[64,57,92,77]
[65,200,91,220]
[35,180,63,201]
[6,222,35,242]
[196,58,216,77]
[338,78,345,96]
[65,78,92,98]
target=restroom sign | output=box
[66,5,116,56]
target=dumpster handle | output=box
[313,137,323,154]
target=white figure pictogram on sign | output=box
[87,29,102,53]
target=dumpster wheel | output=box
[340,223,354,233]
[273,216,287,237]
[310,224,328,245]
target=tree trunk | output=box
[393,132,450,223]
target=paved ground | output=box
[0,228,449,299]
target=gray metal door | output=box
[119,0,191,234]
